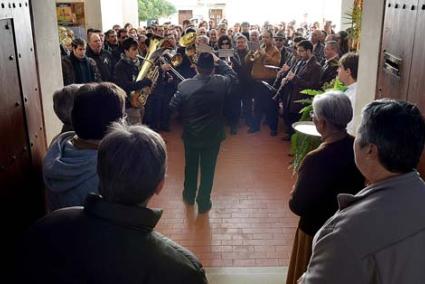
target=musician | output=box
[145,33,179,132]
[248,30,281,136]
[284,40,322,137]
[113,38,152,125]
[169,53,237,214]
[176,28,197,79]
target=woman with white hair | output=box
[286,91,365,284]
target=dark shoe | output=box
[270,130,277,137]
[182,192,195,206]
[197,200,212,214]
[248,127,259,134]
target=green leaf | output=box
[300,89,322,96]
[139,0,176,21]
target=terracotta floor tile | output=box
[150,122,298,267]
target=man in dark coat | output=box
[113,37,152,124]
[18,123,208,284]
[86,32,114,82]
[62,38,101,86]
[169,53,237,213]
[284,40,322,136]
[319,40,339,87]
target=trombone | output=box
[159,49,186,81]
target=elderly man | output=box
[86,32,114,82]
[310,29,325,65]
[43,83,126,211]
[19,123,208,284]
[299,99,425,283]
[169,53,237,213]
[319,40,339,87]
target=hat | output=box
[196,52,214,70]
[122,37,138,50]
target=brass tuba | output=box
[130,36,163,108]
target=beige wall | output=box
[56,0,138,32]
[32,0,64,143]
[354,0,386,131]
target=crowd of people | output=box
[58,18,357,136]
[14,17,425,284]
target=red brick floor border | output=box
[150,122,298,267]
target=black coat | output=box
[287,56,322,113]
[62,53,101,86]
[320,57,339,87]
[86,47,114,82]
[18,194,208,284]
[169,60,237,147]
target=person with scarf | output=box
[62,38,101,86]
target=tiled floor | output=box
[149,122,298,267]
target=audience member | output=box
[43,83,126,211]
[20,122,208,284]
[299,99,425,283]
[286,91,364,284]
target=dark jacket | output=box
[169,60,237,147]
[287,56,322,113]
[289,135,364,236]
[18,194,208,284]
[319,56,339,87]
[62,53,101,86]
[313,42,325,65]
[113,57,140,106]
[86,47,114,82]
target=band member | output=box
[169,53,237,213]
[248,30,281,136]
[113,38,152,125]
[284,40,322,137]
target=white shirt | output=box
[345,82,357,135]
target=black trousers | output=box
[251,81,278,131]
[183,142,221,207]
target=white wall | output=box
[340,0,354,31]
[354,0,386,131]
[32,0,64,143]
[84,0,103,30]
[121,0,139,28]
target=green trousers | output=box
[183,142,221,207]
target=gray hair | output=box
[312,91,353,130]
[53,84,82,125]
[97,122,167,205]
[325,40,338,51]
[197,35,209,45]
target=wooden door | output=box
[178,10,193,25]
[408,2,425,176]
[0,1,47,271]
[377,0,425,177]
[376,0,419,100]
